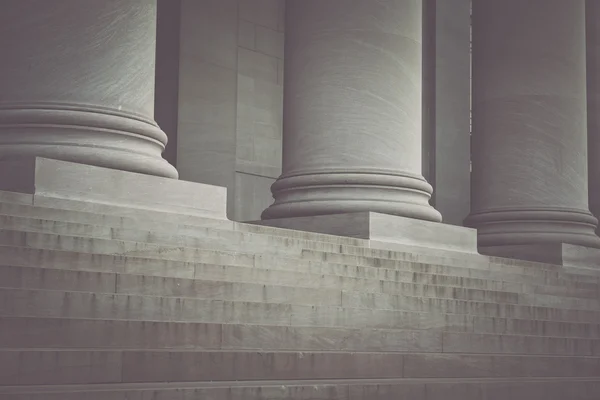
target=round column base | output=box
[465,207,600,248]
[0,103,178,179]
[261,170,442,222]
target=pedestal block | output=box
[255,212,478,254]
[261,0,440,222]
[0,157,227,219]
[466,0,600,255]
[0,0,177,178]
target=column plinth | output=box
[261,0,440,222]
[466,0,600,251]
[0,0,177,178]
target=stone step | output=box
[0,195,362,246]
[3,264,600,327]
[2,198,598,281]
[1,239,595,302]
[3,264,600,330]
[1,378,600,400]
[0,230,598,309]
[4,249,600,318]
[1,349,599,387]
[2,214,598,296]
[2,246,599,316]
[1,317,597,356]
[3,287,600,338]
[4,264,600,334]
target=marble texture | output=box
[261,0,441,222]
[0,0,177,178]
[466,0,599,248]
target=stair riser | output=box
[2,289,599,338]
[2,380,600,400]
[1,317,597,356]
[1,350,599,386]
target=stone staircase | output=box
[0,190,600,399]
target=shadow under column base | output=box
[480,243,600,269]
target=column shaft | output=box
[262,0,440,222]
[0,0,177,178]
[467,0,598,247]
[587,0,600,233]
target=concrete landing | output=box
[254,212,478,254]
[0,157,227,219]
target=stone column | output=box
[466,0,599,249]
[0,0,178,178]
[261,0,441,222]
[587,0,600,233]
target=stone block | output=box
[239,0,280,30]
[237,47,278,83]
[3,350,122,385]
[0,317,222,350]
[0,157,227,220]
[238,19,255,50]
[255,25,284,59]
[480,243,600,269]
[121,351,404,382]
[0,384,350,400]
[254,212,478,253]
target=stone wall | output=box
[172,0,283,222]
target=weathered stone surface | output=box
[255,212,477,253]
[468,0,599,250]
[0,0,177,178]
[1,189,600,398]
[262,0,440,221]
[0,158,227,219]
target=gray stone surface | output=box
[1,188,600,398]
[0,157,227,219]
[423,0,472,226]
[481,243,600,269]
[176,0,238,218]
[587,0,600,234]
[255,212,477,253]
[174,0,284,221]
[0,0,177,178]
[467,0,600,249]
[262,0,441,222]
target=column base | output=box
[0,157,227,219]
[480,243,600,268]
[253,212,478,254]
[262,170,442,222]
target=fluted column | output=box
[0,0,178,178]
[587,0,600,233]
[261,0,441,222]
[466,0,599,248]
